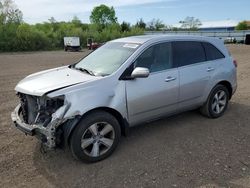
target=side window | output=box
[135,42,172,73]
[202,42,225,61]
[172,41,206,67]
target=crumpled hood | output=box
[15,66,99,96]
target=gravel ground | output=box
[0,45,250,188]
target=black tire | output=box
[70,111,121,162]
[200,84,230,118]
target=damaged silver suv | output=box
[11,35,237,162]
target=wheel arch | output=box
[63,107,129,147]
[84,107,129,137]
[216,80,233,99]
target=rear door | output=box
[126,42,179,125]
[172,41,211,109]
[202,41,226,72]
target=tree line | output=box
[0,1,201,52]
[0,0,249,52]
[0,1,146,52]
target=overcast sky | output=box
[15,0,250,25]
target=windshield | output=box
[74,42,139,76]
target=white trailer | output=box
[64,37,80,51]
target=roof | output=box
[112,35,155,44]
[112,35,221,44]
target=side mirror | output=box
[131,67,150,78]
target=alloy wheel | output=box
[211,90,227,114]
[81,122,115,157]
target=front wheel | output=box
[70,111,121,162]
[200,84,229,118]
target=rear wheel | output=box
[200,84,229,118]
[70,111,121,162]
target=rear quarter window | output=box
[202,42,225,61]
[172,41,206,67]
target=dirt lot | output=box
[0,45,250,188]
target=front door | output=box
[125,42,179,125]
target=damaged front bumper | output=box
[11,103,70,148]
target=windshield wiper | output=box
[74,67,95,76]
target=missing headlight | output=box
[17,93,65,126]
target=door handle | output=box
[207,67,215,72]
[165,76,176,82]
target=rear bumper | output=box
[11,103,70,148]
[232,82,237,96]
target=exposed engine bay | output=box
[19,93,64,125]
[12,93,70,148]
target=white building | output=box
[172,20,239,31]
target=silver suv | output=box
[11,35,237,162]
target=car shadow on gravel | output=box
[32,102,250,188]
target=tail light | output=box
[233,60,238,68]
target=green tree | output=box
[48,17,60,33]
[121,21,130,32]
[180,16,201,30]
[81,23,89,31]
[0,0,22,24]
[48,17,56,24]
[16,23,49,51]
[124,26,144,36]
[72,16,82,27]
[0,22,19,51]
[98,23,121,42]
[0,2,144,52]
[148,19,165,31]
[135,18,146,29]
[236,21,248,30]
[155,19,165,30]
[0,2,4,24]
[90,4,117,27]
[0,0,23,51]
